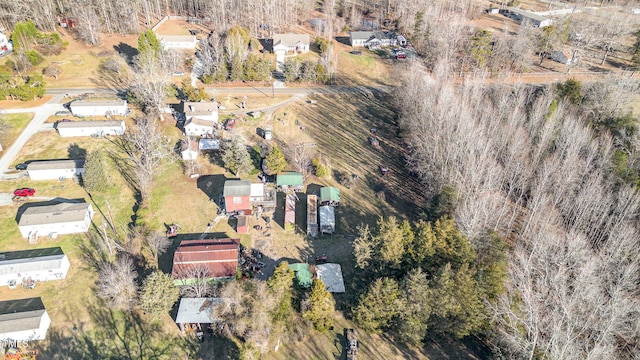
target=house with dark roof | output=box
[69,99,128,117]
[223,180,252,214]
[0,247,70,288]
[27,159,85,181]
[172,239,240,284]
[56,120,126,138]
[18,202,94,239]
[0,297,50,341]
[272,34,310,55]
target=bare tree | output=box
[176,264,212,298]
[42,64,62,79]
[73,2,102,46]
[116,117,176,200]
[96,255,138,310]
[129,51,172,118]
[146,231,170,266]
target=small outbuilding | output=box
[199,138,220,151]
[551,50,576,65]
[307,194,318,237]
[0,247,70,288]
[27,159,85,181]
[316,263,345,293]
[289,263,312,288]
[0,297,51,341]
[69,99,128,117]
[236,215,249,234]
[319,187,340,207]
[18,202,94,239]
[181,140,199,161]
[319,205,335,234]
[223,180,252,214]
[56,120,126,138]
[175,297,222,332]
[277,172,304,189]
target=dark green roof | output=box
[277,172,303,187]
[320,187,340,202]
[289,263,312,288]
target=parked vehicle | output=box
[396,52,406,59]
[224,118,237,131]
[14,188,35,197]
[55,110,72,116]
[263,127,272,140]
[15,163,28,171]
[346,329,358,360]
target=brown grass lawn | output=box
[0,96,52,109]
[0,113,33,155]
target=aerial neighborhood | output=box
[0,0,639,359]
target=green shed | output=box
[277,172,304,187]
[319,187,341,206]
[288,263,312,288]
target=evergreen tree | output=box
[83,150,112,194]
[353,277,403,333]
[303,279,335,332]
[263,146,287,175]
[469,29,493,68]
[139,271,179,319]
[395,268,432,345]
[138,29,161,58]
[353,224,373,270]
[376,217,407,268]
[221,136,252,176]
[267,262,295,323]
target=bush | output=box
[25,50,44,66]
[312,158,329,178]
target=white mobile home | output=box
[158,35,198,49]
[56,120,126,138]
[319,205,335,234]
[0,297,51,341]
[0,247,70,287]
[18,202,94,239]
[27,159,85,181]
[69,99,128,117]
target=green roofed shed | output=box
[288,263,312,288]
[319,187,340,206]
[277,172,304,187]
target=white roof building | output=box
[27,159,85,181]
[319,205,335,234]
[316,263,345,293]
[69,99,128,117]
[158,35,198,49]
[18,202,94,239]
[0,247,70,287]
[272,34,310,55]
[0,297,51,341]
[184,118,215,137]
[175,297,221,332]
[56,120,126,138]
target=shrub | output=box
[25,50,44,66]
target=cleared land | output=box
[0,113,33,155]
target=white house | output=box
[18,202,94,239]
[272,34,310,55]
[184,118,215,137]
[27,159,85,181]
[349,31,397,48]
[56,120,126,138]
[183,101,218,122]
[157,35,198,49]
[0,33,11,54]
[69,99,128,117]
[0,247,70,288]
[551,50,576,65]
[0,297,51,341]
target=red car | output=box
[224,118,237,131]
[396,53,407,59]
[14,188,35,197]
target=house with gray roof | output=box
[18,202,94,239]
[0,247,70,288]
[0,297,50,341]
[157,35,198,49]
[223,180,252,213]
[26,159,85,181]
[56,120,126,138]
[182,101,219,122]
[349,31,397,48]
[69,99,128,117]
[175,297,221,332]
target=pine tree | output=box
[83,150,112,194]
[264,146,287,175]
[395,268,431,345]
[376,217,407,268]
[221,136,252,176]
[353,277,403,333]
[303,279,335,332]
[138,29,161,58]
[139,271,179,319]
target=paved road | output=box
[0,95,66,175]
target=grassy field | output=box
[0,113,33,155]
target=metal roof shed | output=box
[175,297,221,332]
[319,187,340,206]
[319,205,335,234]
[289,263,312,288]
[316,263,345,293]
[277,172,303,187]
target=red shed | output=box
[236,215,249,234]
[172,238,240,283]
[223,180,252,214]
